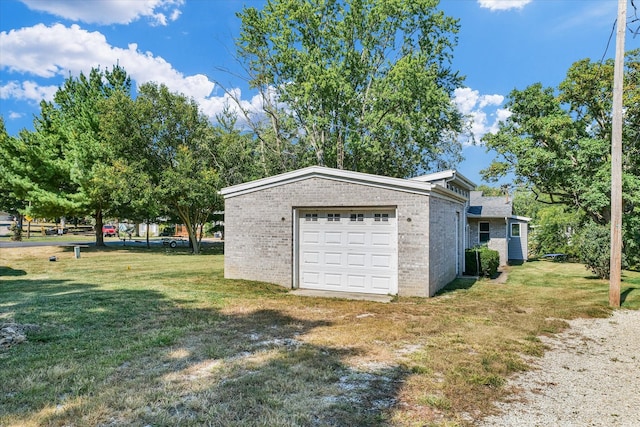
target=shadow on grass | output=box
[59,240,224,256]
[621,286,639,304]
[0,275,406,426]
[0,266,27,277]
[437,277,478,295]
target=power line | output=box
[600,20,617,64]
[630,0,639,37]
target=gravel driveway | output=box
[480,309,640,427]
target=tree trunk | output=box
[187,224,200,254]
[180,212,200,254]
[95,209,105,246]
[145,219,150,249]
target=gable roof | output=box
[220,166,467,202]
[467,191,530,221]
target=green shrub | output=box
[465,246,499,277]
[576,222,627,279]
[529,205,579,259]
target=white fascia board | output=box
[411,170,455,182]
[411,169,476,191]
[467,214,505,219]
[467,214,532,221]
[219,166,435,198]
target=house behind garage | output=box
[220,166,476,297]
[466,191,530,266]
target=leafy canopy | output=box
[482,49,640,271]
[236,0,465,178]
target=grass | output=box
[1,247,639,427]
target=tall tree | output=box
[0,117,29,217]
[96,90,163,247]
[482,49,640,271]
[236,0,464,178]
[136,83,222,254]
[1,66,135,245]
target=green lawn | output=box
[1,246,638,426]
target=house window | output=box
[479,222,490,243]
[374,213,389,222]
[327,213,341,222]
[511,223,521,237]
[305,213,318,221]
[350,213,364,222]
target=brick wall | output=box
[428,197,464,295]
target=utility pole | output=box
[609,0,626,308]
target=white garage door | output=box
[298,209,397,295]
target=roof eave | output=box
[220,166,437,198]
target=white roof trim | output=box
[220,166,467,202]
[467,214,532,222]
[411,169,476,190]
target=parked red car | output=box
[102,224,117,237]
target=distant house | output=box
[466,191,530,265]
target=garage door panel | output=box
[347,232,366,245]
[346,274,366,288]
[324,252,342,265]
[299,209,397,295]
[325,273,342,286]
[302,231,320,244]
[302,271,320,285]
[371,232,392,246]
[302,251,319,264]
[347,253,366,267]
[325,232,342,244]
[371,254,391,268]
[371,276,392,290]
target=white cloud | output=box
[454,87,511,143]
[8,111,25,120]
[19,0,184,26]
[0,80,58,103]
[478,0,532,11]
[0,24,214,99]
[0,23,256,124]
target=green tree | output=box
[482,50,640,275]
[235,0,464,178]
[96,90,163,247]
[136,83,222,254]
[0,117,29,218]
[531,205,580,258]
[475,184,504,197]
[1,66,135,245]
[211,107,263,187]
[512,189,580,258]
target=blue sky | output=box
[1,0,637,185]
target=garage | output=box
[221,166,471,297]
[297,209,397,295]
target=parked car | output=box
[102,224,117,237]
